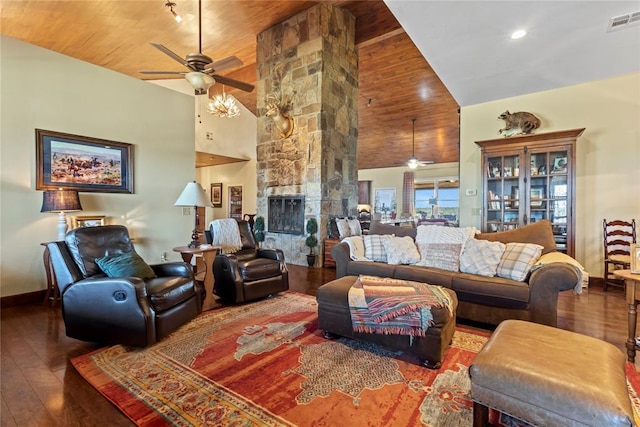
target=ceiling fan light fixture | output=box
[207,88,240,118]
[407,156,419,169]
[185,72,215,95]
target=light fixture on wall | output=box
[174,181,213,247]
[207,87,240,118]
[185,72,215,95]
[165,1,182,23]
[40,188,83,241]
[407,117,433,169]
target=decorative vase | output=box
[243,213,256,231]
[306,254,316,268]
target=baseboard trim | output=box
[1,290,47,308]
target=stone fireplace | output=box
[256,3,358,266]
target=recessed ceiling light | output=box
[511,29,527,40]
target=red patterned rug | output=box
[72,292,640,426]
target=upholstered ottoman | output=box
[469,319,634,427]
[316,275,457,369]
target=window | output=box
[415,178,459,225]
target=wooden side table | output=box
[323,238,341,268]
[173,245,221,311]
[41,242,60,306]
[614,269,640,362]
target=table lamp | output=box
[41,189,83,241]
[174,181,213,247]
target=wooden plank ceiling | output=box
[0,0,459,170]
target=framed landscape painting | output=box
[36,129,133,193]
[211,183,223,208]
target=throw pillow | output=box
[383,236,421,265]
[341,236,369,261]
[460,239,506,277]
[416,224,477,247]
[363,234,391,262]
[336,219,351,239]
[417,243,462,272]
[496,243,543,281]
[95,251,156,280]
[347,219,362,236]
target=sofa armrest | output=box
[527,262,581,326]
[331,242,351,278]
[257,248,286,263]
[213,254,245,302]
[63,277,155,344]
[150,262,193,278]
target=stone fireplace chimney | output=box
[256,4,358,266]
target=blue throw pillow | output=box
[95,251,156,279]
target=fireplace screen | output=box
[268,196,305,235]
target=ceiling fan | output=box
[140,0,254,95]
[407,117,434,169]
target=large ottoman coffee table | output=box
[469,319,634,427]
[316,275,457,369]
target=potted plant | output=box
[254,216,265,248]
[305,217,318,267]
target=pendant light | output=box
[407,117,419,169]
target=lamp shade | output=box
[174,182,213,207]
[185,72,215,95]
[41,189,83,212]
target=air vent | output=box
[607,11,640,32]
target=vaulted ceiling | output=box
[0,0,459,170]
[3,2,636,170]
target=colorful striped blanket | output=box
[348,275,453,337]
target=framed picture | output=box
[552,156,568,173]
[631,244,640,274]
[211,183,223,208]
[71,215,106,228]
[228,185,243,220]
[373,188,396,215]
[36,129,133,193]
[530,186,545,207]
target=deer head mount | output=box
[265,66,295,139]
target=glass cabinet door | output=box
[486,153,522,231]
[528,148,570,253]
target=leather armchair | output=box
[213,220,289,303]
[47,225,204,347]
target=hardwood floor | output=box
[1,265,635,426]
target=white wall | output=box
[195,95,258,223]
[459,72,640,277]
[0,36,196,297]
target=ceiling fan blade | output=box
[150,43,196,71]
[211,75,255,93]
[204,56,243,74]
[139,70,186,75]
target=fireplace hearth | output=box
[268,196,305,235]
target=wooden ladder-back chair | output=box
[603,219,636,291]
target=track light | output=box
[165,1,182,23]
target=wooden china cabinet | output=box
[475,128,585,258]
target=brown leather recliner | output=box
[47,225,204,347]
[213,220,289,303]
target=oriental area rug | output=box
[72,292,640,427]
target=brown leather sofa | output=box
[47,225,204,347]
[331,220,580,327]
[213,220,289,303]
